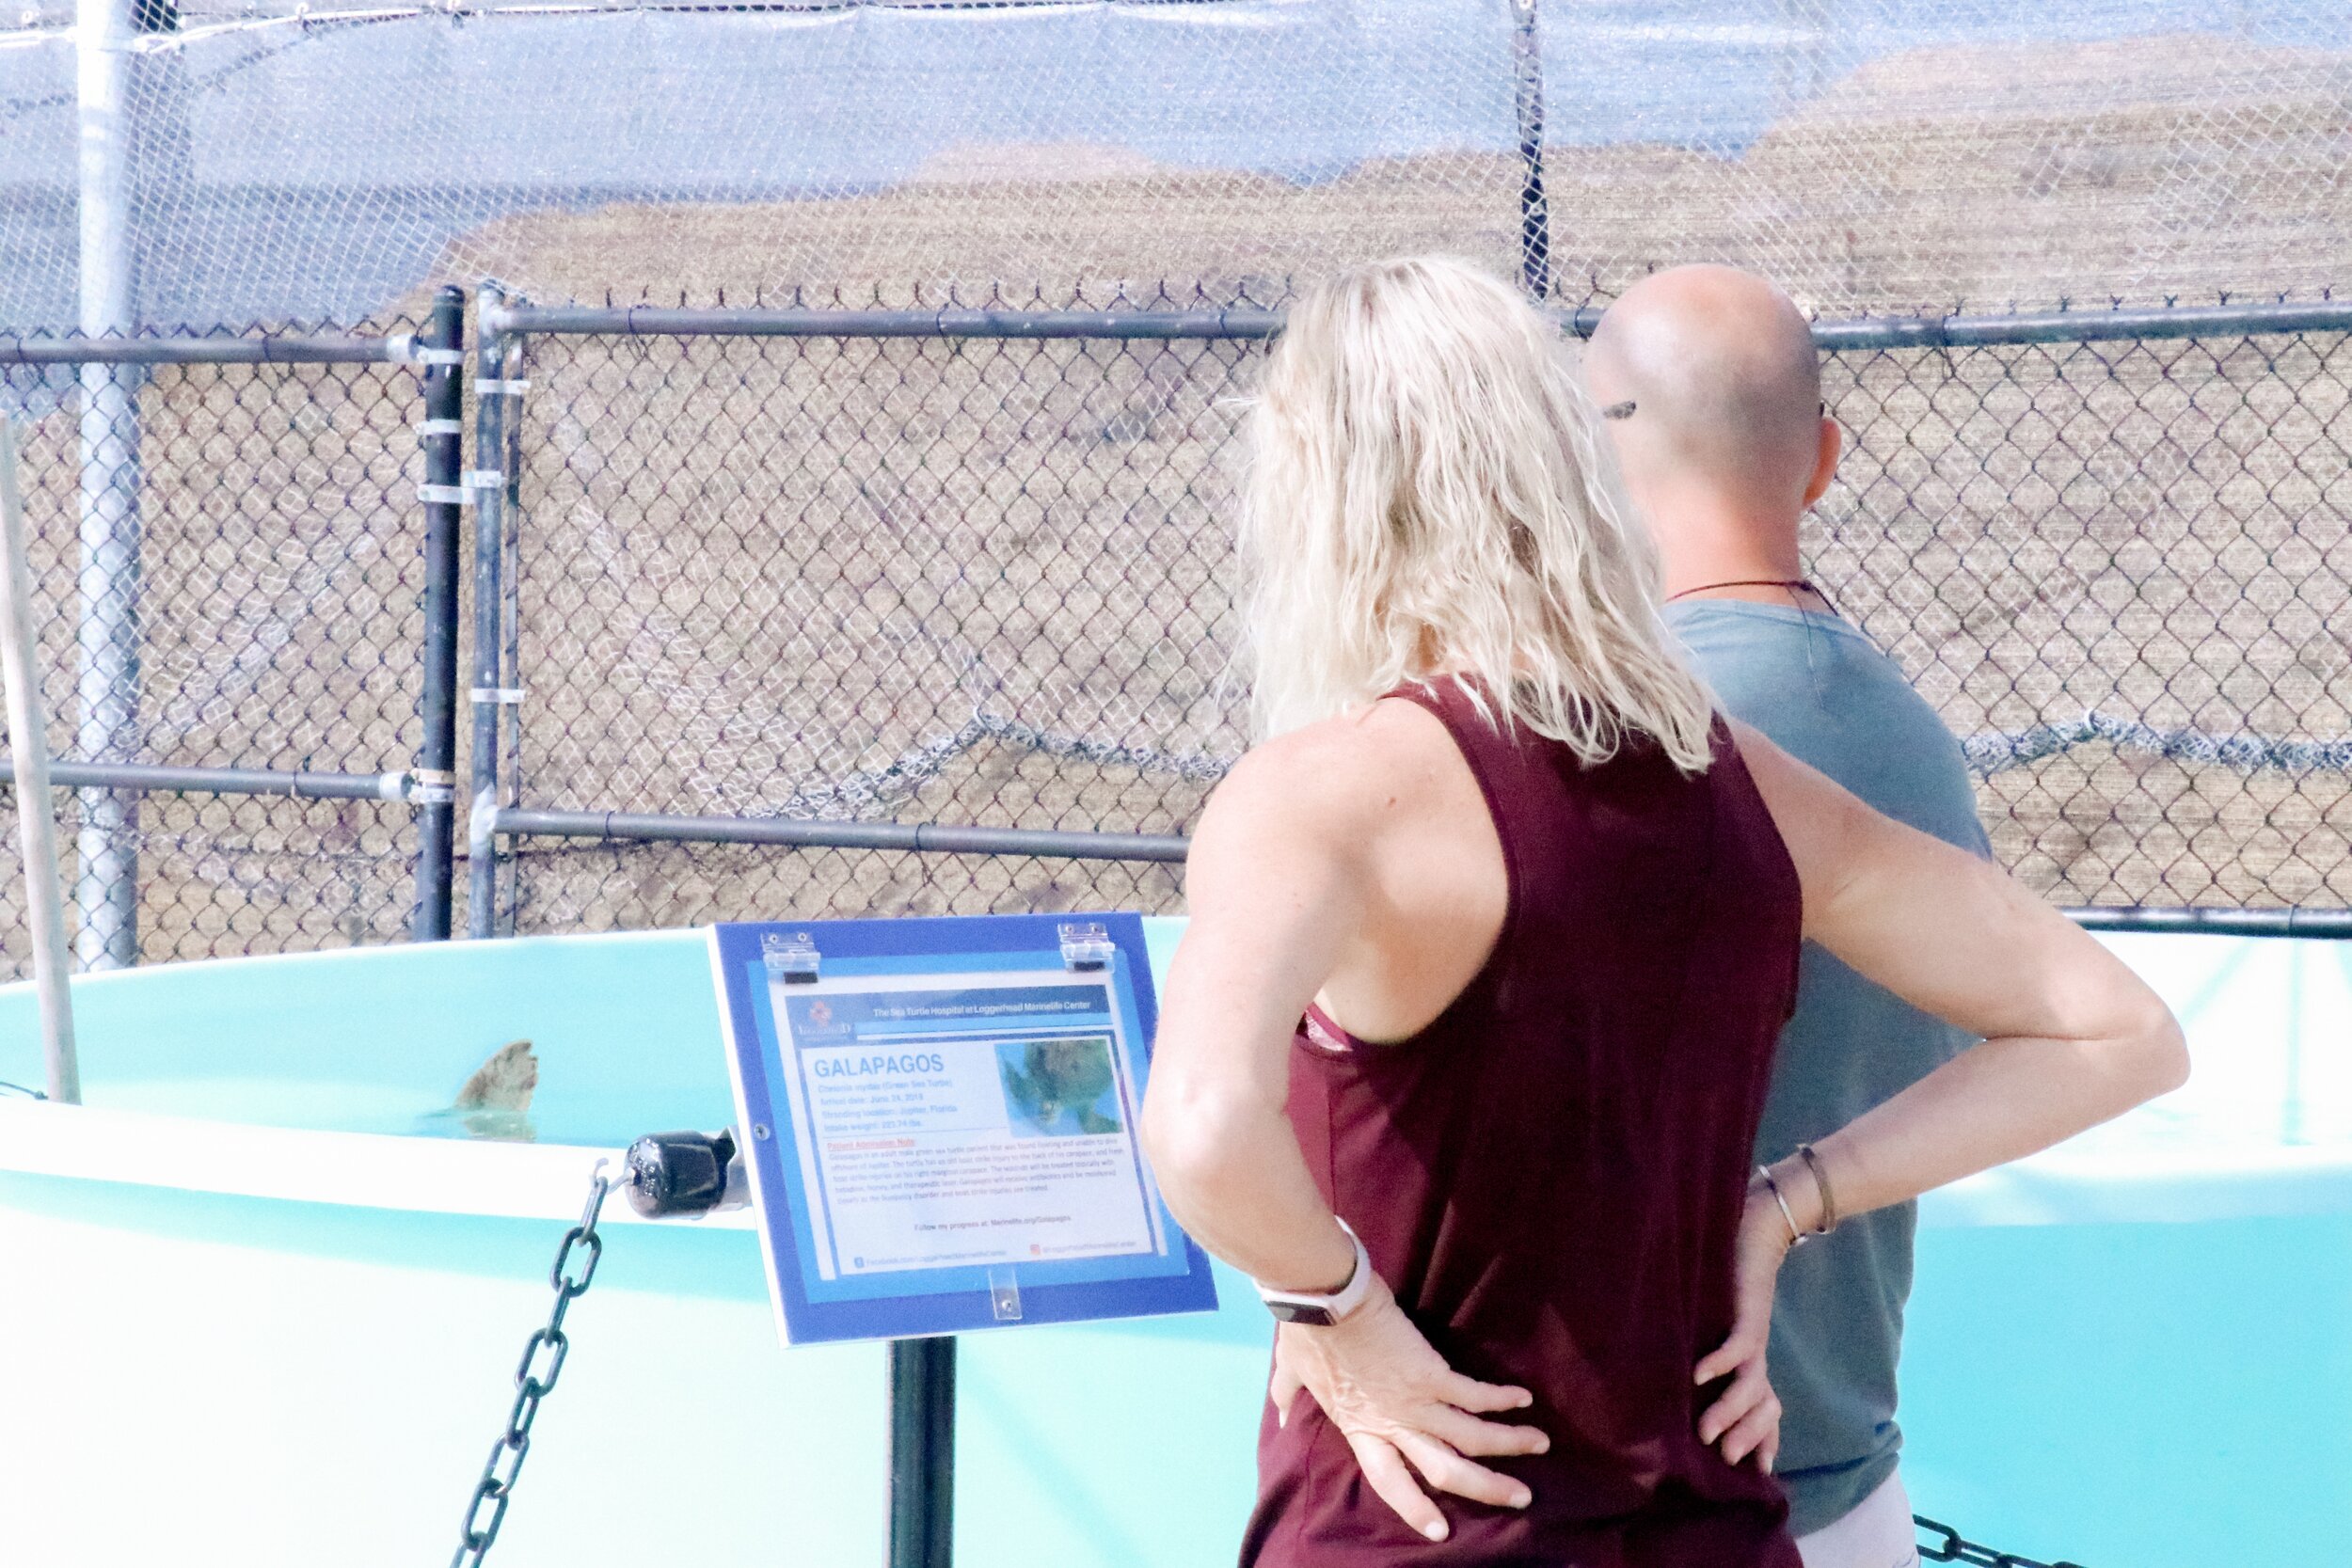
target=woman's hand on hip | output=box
[1692,1182,1792,1473]
[1268,1275,1549,1541]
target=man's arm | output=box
[1695,723,2186,1463]
[1141,726,1546,1541]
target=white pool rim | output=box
[0,1097,755,1228]
[3,1096,2345,1231]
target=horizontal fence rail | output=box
[2065,907,2352,939]
[1805,299,2352,349]
[486,298,2352,348]
[492,809,1191,862]
[0,759,416,801]
[490,807,2352,939]
[0,333,427,366]
[489,729,2352,930]
[484,303,1291,341]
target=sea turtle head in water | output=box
[1003,1038,1119,1135]
[446,1038,538,1141]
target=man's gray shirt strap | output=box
[1667,600,1991,1540]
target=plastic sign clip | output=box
[762,930,821,985]
[988,1266,1024,1323]
[1057,921,1114,972]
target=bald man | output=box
[1587,266,1992,1568]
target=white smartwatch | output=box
[1254,1218,1375,1326]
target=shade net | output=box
[0,1,2344,329]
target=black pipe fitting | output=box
[622,1128,740,1218]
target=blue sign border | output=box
[709,912,1219,1344]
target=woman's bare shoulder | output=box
[1205,699,1464,838]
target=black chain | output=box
[449,1162,612,1568]
[1915,1514,2088,1568]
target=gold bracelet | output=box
[1794,1143,1839,1236]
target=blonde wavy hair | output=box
[1237,255,1716,772]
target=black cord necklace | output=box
[1664,578,1838,614]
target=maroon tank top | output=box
[1242,678,1804,1568]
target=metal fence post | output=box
[73,0,143,971]
[495,330,525,938]
[0,423,80,1102]
[887,1336,956,1568]
[466,285,510,940]
[413,285,466,941]
[1508,0,1552,303]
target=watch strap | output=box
[1255,1218,1375,1325]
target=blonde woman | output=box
[1137,257,2185,1567]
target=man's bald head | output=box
[1585,265,1828,517]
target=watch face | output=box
[1264,1300,1336,1326]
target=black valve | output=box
[622,1128,741,1218]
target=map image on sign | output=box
[997,1037,1122,1137]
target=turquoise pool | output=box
[0,925,2344,1567]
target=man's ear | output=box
[1800,416,1842,509]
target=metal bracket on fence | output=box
[464,469,505,491]
[419,483,476,507]
[469,688,525,705]
[388,333,468,369]
[410,768,458,806]
[416,419,465,437]
[475,378,530,396]
[284,768,415,804]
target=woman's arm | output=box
[1695,723,2188,1461]
[1141,732,1546,1542]
[1140,739,1368,1292]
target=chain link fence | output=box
[489,310,1248,934]
[1820,322,2352,912]
[0,294,2344,984]
[0,3,2344,971]
[466,298,2352,940]
[0,325,453,981]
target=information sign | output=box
[708,912,1219,1344]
